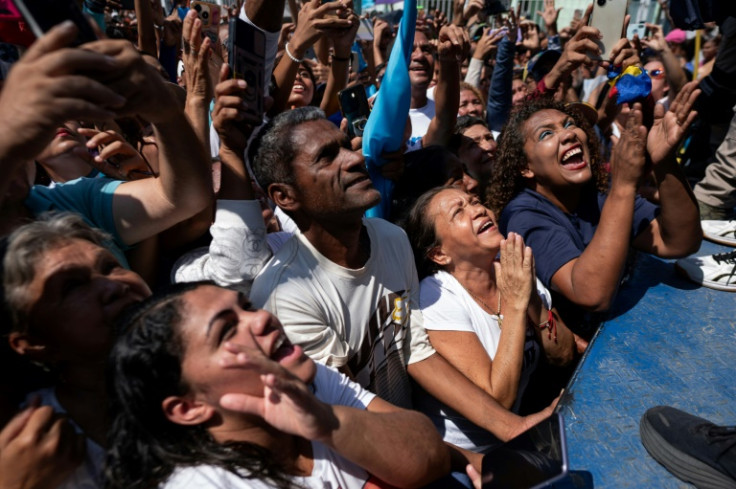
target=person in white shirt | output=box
[105,282,449,489]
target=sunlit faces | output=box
[176,286,315,407]
[428,188,503,267]
[287,119,380,218]
[409,30,435,89]
[458,123,497,185]
[21,239,151,363]
[458,89,484,118]
[288,65,315,108]
[521,109,591,197]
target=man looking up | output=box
[249,107,552,445]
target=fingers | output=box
[0,405,36,448]
[22,21,79,63]
[219,392,264,415]
[580,3,593,26]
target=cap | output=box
[524,50,561,83]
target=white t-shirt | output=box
[24,388,106,489]
[160,364,380,489]
[406,98,436,153]
[250,218,435,409]
[416,271,550,451]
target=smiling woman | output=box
[487,94,701,338]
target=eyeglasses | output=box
[649,69,665,79]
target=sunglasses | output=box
[649,69,665,79]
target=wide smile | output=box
[476,217,496,235]
[269,331,302,365]
[560,144,587,171]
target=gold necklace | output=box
[460,282,502,322]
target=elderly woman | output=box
[406,187,576,452]
[106,282,450,489]
[486,86,702,337]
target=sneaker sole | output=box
[674,263,736,292]
[640,414,736,489]
[703,233,736,247]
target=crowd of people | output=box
[0,0,734,487]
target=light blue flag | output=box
[362,0,416,219]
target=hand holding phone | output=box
[12,0,97,46]
[228,17,266,126]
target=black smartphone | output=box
[228,17,266,125]
[483,0,510,16]
[12,0,97,46]
[338,85,370,138]
[482,413,569,489]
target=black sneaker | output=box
[640,406,736,488]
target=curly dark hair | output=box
[486,98,608,215]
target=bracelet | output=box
[332,54,351,62]
[284,42,304,64]
[538,309,558,343]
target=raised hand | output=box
[545,25,601,88]
[604,37,640,71]
[212,64,256,153]
[610,102,648,189]
[0,405,85,489]
[78,127,152,180]
[536,0,562,35]
[494,232,535,317]
[288,0,354,57]
[647,81,700,165]
[219,342,338,443]
[0,22,125,165]
[437,24,470,63]
[182,9,214,104]
[472,27,505,61]
[641,23,667,53]
[519,21,541,52]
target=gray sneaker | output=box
[641,406,736,489]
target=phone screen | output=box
[338,85,370,138]
[228,17,266,125]
[13,0,97,45]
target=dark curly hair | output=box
[486,98,608,215]
[106,281,300,489]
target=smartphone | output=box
[12,0,97,46]
[191,0,220,29]
[356,17,373,41]
[349,51,360,72]
[589,0,628,60]
[481,413,569,489]
[483,0,509,16]
[338,85,370,138]
[228,17,265,125]
[626,21,647,39]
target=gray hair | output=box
[3,212,110,332]
[248,106,326,193]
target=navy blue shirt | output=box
[499,187,659,337]
[499,187,659,287]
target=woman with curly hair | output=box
[487,86,702,337]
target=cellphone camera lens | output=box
[597,0,606,5]
[202,11,209,20]
[194,3,202,11]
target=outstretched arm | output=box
[551,105,648,311]
[219,343,449,488]
[633,81,702,257]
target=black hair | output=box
[106,281,299,489]
[248,106,325,194]
[405,186,456,280]
[454,115,488,134]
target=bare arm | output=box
[245,0,288,32]
[550,105,648,311]
[182,10,214,153]
[643,23,687,98]
[320,7,359,116]
[632,81,702,257]
[424,25,469,147]
[135,0,158,56]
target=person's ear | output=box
[428,245,451,267]
[521,166,535,179]
[269,183,300,213]
[161,396,216,426]
[8,332,50,363]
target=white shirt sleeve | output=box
[464,57,484,88]
[312,364,376,409]
[419,275,475,332]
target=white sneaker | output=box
[701,220,736,246]
[676,250,736,292]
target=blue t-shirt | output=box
[499,187,659,287]
[25,177,129,268]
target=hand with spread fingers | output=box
[472,27,505,61]
[537,0,562,36]
[181,9,214,105]
[219,342,339,444]
[545,25,602,89]
[647,81,701,165]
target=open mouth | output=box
[55,128,72,139]
[292,82,305,93]
[270,333,300,364]
[560,145,586,170]
[477,218,496,235]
